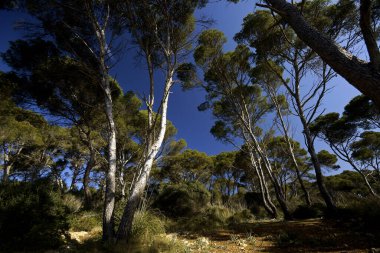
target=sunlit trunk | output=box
[116,74,173,241]
[249,151,278,218]
[268,88,311,206]
[102,80,118,241]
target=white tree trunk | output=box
[102,83,118,241]
[116,73,173,241]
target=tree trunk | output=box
[249,151,278,218]
[2,152,10,183]
[3,164,10,183]
[83,149,95,209]
[347,159,380,198]
[116,74,173,242]
[269,89,311,206]
[262,159,292,219]
[303,123,336,211]
[263,0,380,109]
[245,126,292,219]
[69,165,80,191]
[102,82,118,242]
[116,159,151,241]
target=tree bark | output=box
[244,123,292,219]
[301,118,336,211]
[263,0,380,109]
[83,148,95,209]
[69,164,80,191]
[249,151,278,218]
[3,164,11,183]
[2,151,10,183]
[268,87,311,206]
[102,79,118,242]
[116,74,173,241]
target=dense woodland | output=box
[1,0,380,252]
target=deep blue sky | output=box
[0,1,360,172]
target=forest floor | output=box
[170,218,379,252]
[69,218,380,253]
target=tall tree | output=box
[116,0,204,241]
[230,0,380,108]
[3,0,124,240]
[311,112,380,197]
[187,30,292,218]
[253,62,312,206]
[235,4,349,211]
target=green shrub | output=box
[276,230,301,247]
[63,193,82,213]
[228,209,255,225]
[130,210,166,243]
[0,180,69,251]
[292,203,325,219]
[334,197,380,231]
[154,182,211,218]
[69,211,101,232]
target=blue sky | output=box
[0,1,361,172]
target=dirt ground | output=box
[174,218,380,252]
[68,218,380,252]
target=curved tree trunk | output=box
[302,120,336,211]
[249,151,278,218]
[116,74,173,242]
[245,126,292,219]
[268,88,311,206]
[347,160,380,198]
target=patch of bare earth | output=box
[176,218,380,252]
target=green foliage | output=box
[69,211,101,232]
[154,182,211,218]
[227,209,255,225]
[176,63,198,90]
[343,95,380,129]
[194,29,227,67]
[0,180,69,251]
[63,193,82,213]
[333,197,380,232]
[317,150,339,169]
[160,149,213,184]
[130,210,166,243]
[325,170,380,197]
[176,206,231,232]
[351,131,380,162]
[292,203,326,219]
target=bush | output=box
[228,209,255,225]
[69,211,101,232]
[0,180,69,251]
[154,182,211,218]
[334,197,380,232]
[63,193,82,213]
[130,210,166,243]
[292,203,325,219]
[244,192,269,218]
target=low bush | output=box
[154,182,211,218]
[228,209,255,225]
[63,193,82,213]
[334,197,380,232]
[69,211,102,232]
[0,180,69,251]
[130,210,166,243]
[292,203,326,219]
